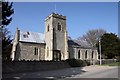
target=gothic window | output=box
[57,22,62,31]
[78,50,80,58]
[34,47,38,55]
[92,51,94,59]
[47,25,49,32]
[85,50,87,59]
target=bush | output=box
[66,58,86,67]
[84,60,91,66]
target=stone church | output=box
[11,13,98,62]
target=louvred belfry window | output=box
[58,22,62,31]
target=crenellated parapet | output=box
[45,12,66,21]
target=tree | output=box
[2,2,14,27]
[79,29,106,48]
[1,1,14,60]
[100,33,120,59]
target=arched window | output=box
[78,50,80,58]
[47,25,49,32]
[57,22,62,31]
[34,47,38,55]
[92,51,94,59]
[85,50,87,59]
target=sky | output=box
[8,2,118,39]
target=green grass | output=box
[97,62,120,66]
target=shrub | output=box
[66,58,86,67]
[83,60,91,66]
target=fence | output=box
[95,59,118,65]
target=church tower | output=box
[45,13,68,61]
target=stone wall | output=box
[15,42,45,60]
[3,61,71,74]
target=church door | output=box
[53,50,61,61]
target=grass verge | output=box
[97,62,120,66]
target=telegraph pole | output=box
[99,38,102,65]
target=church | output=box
[11,13,98,63]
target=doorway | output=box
[53,50,61,61]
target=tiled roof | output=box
[19,31,45,43]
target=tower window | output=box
[47,25,49,32]
[58,23,62,31]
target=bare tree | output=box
[77,29,106,48]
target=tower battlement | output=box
[45,12,66,21]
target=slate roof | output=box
[68,40,81,46]
[74,39,91,48]
[68,38,93,49]
[19,31,45,43]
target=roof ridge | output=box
[20,30,44,35]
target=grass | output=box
[97,62,120,66]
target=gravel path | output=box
[65,65,118,79]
